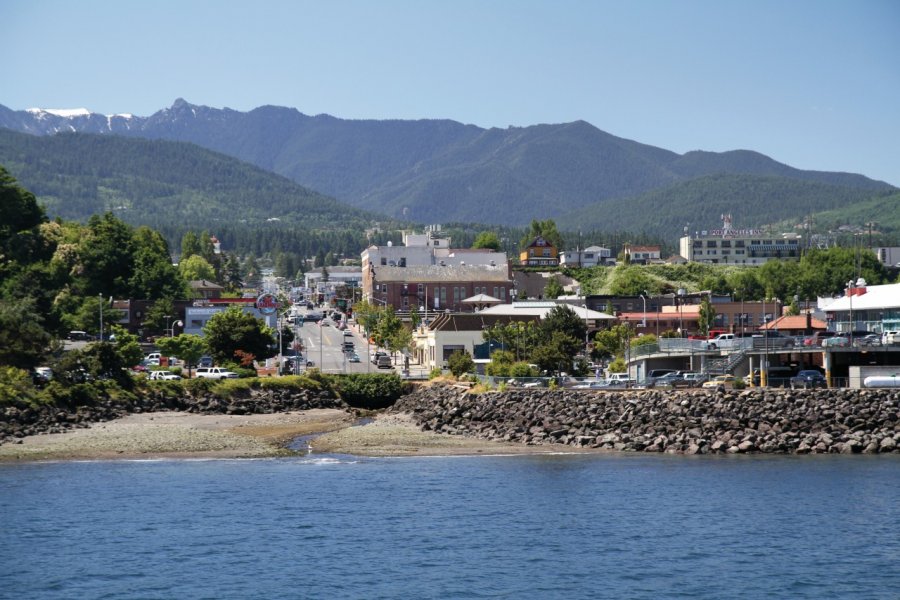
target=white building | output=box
[304,266,363,291]
[679,214,802,265]
[559,245,613,267]
[822,280,900,333]
[874,247,900,268]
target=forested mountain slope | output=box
[2,100,893,226]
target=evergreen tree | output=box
[181,231,202,260]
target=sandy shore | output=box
[0,409,591,462]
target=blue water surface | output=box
[1,453,898,599]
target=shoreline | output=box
[0,409,587,462]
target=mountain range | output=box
[1,99,896,239]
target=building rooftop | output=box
[373,264,511,283]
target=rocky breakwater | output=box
[0,386,344,446]
[391,385,900,454]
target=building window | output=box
[418,283,424,294]
[706,241,717,248]
[380,257,387,265]
[501,287,506,300]
[721,240,731,248]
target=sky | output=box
[3,0,899,186]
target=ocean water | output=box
[1,453,898,599]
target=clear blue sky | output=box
[4,0,899,186]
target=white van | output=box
[882,331,900,346]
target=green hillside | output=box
[557,173,888,241]
[0,129,405,257]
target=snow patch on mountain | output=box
[26,107,92,118]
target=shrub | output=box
[447,350,475,377]
[733,377,747,389]
[509,362,537,377]
[428,367,443,380]
[331,373,406,409]
[0,366,45,407]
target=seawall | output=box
[392,385,900,454]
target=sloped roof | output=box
[462,293,502,304]
[761,314,827,330]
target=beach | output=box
[0,409,587,462]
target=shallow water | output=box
[1,453,898,599]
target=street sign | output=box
[256,293,279,315]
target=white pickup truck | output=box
[702,333,737,350]
[195,367,239,380]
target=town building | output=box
[368,264,514,313]
[559,245,612,267]
[362,226,510,312]
[304,266,363,292]
[822,280,900,334]
[678,214,802,265]
[519,236,559,267]
[874,247,900,268]
[411,312,542,371]
[623,244,661,264]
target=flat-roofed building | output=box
[678,214,802,265]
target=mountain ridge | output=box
[1,99,894,229]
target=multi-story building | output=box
[304,266,363,292]
[368,264,514,313]
[519,236,559,267]
[362,226,511,312]
[874,247,900,268]
[678,214,802,265]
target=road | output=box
[294,318,377,374]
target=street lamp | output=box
[848,279,855,345]
[99,293,104,342]
[639,292,647,329]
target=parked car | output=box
[751,331,795,349]
[672,372,709,388]
[789,370,826,389]
[858,333,882,347]
[822,336,850,348]
[67,330,93,341]
[198,355,214,368]
[702,374,736,389]
[376,355,392,369]
[195,367,239,380]
[372,351,388,364]
[605,373,635,387]
[148,370,182,381]
[804,331,836,346]
[881,331,900,346]
[343,330,353,337]
[650,372,684,387]
[573,380,610,389]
